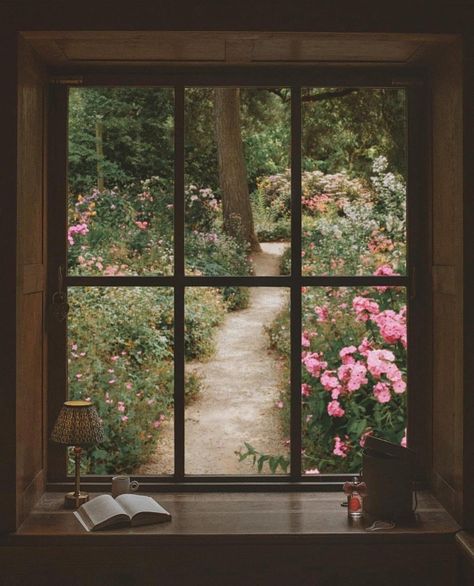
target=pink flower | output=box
[107,368,114,373]
[352,296,380,322]
[366,349,395,377]
[401,429,407,447]
[301,331,311,348]
[358,337,372,357]
[67,223,89,246]
[392,377,407,394]
[121,416,129,423]
[117,401,126,413]
[111,355,119,362]
[75,373,82,379]
[320,370,339,391]
[374,264,399,292]
[372,308,407,347]
[275,400,284,409]
[331,386,342,400]
[301,383,311,397]
[327,400,345,417]
[339,345,357,365]
[135,220,149,230]
[373,382,391,403]
[108,379,116,385]
[359,429,373,447]
[153,420,161,429]
[314,305,329,322]
[333,435,350,458]
[125,382,133,390]
[302,352,327,379]
[305,468,320,475]
[337,362,368,392]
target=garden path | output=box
[139,241,289,475]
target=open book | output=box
[74,494,172,532]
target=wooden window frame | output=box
[46,67,431,491]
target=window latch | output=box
[51,266,70,322]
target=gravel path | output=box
[138,242,289,475]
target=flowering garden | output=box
[260,158,408,474]
[66,86,407,475]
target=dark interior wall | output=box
[15,37,47,527]
[0,0,472,33]
[463,32,474,532]
[431,40,464,521]
[0,26,19,534]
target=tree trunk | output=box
[214,88,261,252]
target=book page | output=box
[115,494,170,519]
[76,494,128,529]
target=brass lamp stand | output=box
[66,446,89,509]
[50,400,104,509]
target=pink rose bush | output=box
[298,280,407,473]
[269,268,407,475]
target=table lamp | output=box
[51,400,104,509]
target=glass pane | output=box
[67,88,174,276]
[184,286,290,474]
[67,287,174,475]
[184,87,291,277]
[301,286,407,475]
[302,88,407,276]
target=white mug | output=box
[112,475,140,498]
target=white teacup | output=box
[112,475,140,498]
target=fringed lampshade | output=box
[51,400,104,508]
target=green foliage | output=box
[68,88,174,193]
[184,288,226,359]
[185,231,251,310]
[302,88,407,179]
[271,162,407,276]
[236,442,289,474]
[68,286,225,474]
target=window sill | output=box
[1,491,459,546]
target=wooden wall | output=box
[431,40,464,521]
[15,37,47,527]
[0,542,460,586]
[0,23,19,535]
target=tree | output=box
[214,88,261,252]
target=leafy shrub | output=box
[251,189,291,242]
[185,184,220,233]
[266,282,407,475]
[68,286,225,474]
[68,178,174,275]
[185,231,251,310]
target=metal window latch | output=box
[51,266,70,322]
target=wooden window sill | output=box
[1,491,459,546]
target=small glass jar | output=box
[343,477,367,519]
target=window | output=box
[47,71,427,487]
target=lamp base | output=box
[64,491,89,509]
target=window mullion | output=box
[174,86,185,479]
[290,87,302,480]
